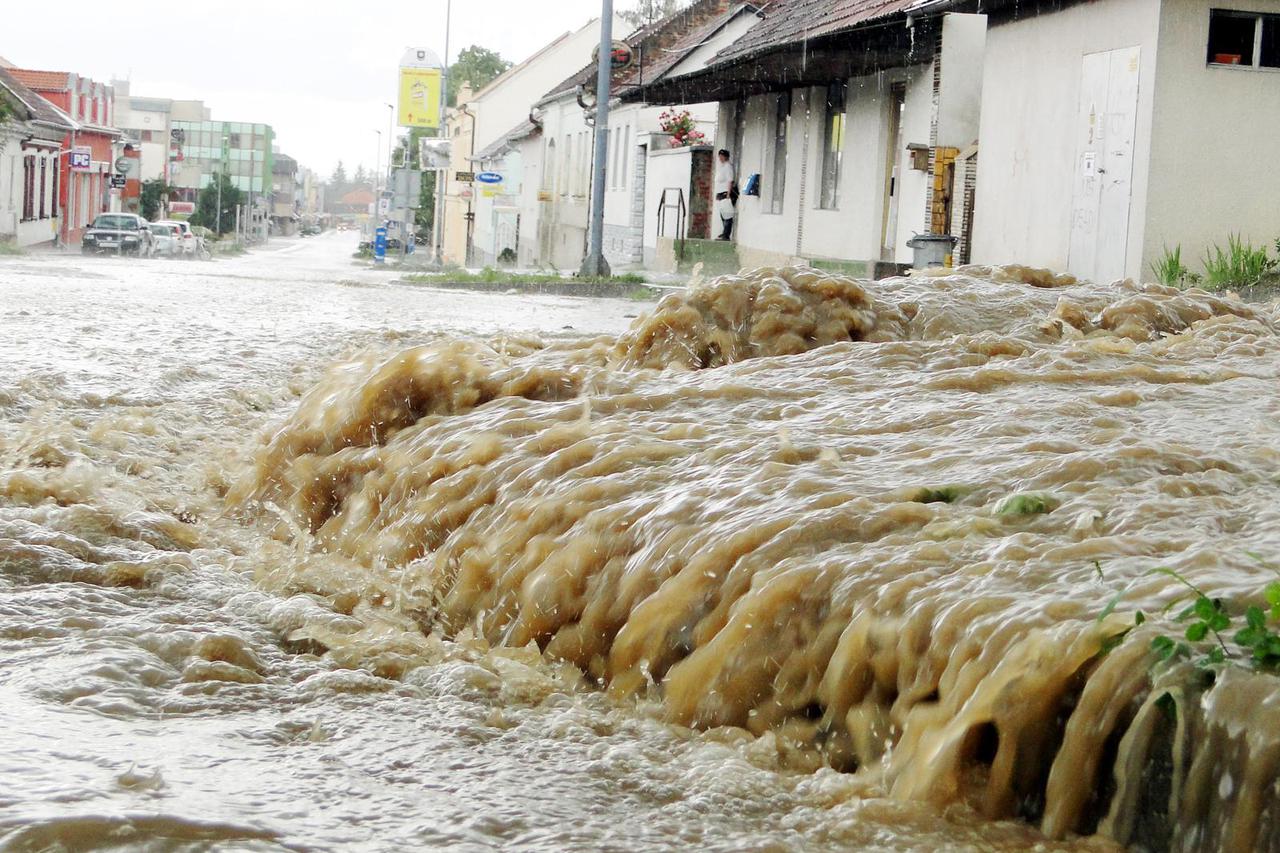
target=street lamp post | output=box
[580,0,614,279]
[216,133,229,235]
[374,129,382,202]
[435,0,452,266]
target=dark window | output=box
[819,83,847,210]
[228,133,242,149]
[1263,16,1280,67]
[1207,9,1280,67]
[21,155,35,221]
[39,158,47,219]
[51,158,58,218]
[768,92,790,215]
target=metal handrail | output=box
[656,186,687,261]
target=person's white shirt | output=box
[714,159,734,198]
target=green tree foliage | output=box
[329,160,348,188]
[139,179,172,222]
[191,174,243,235]
[618,0,689,27]
[448,46,512,105]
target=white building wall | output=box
[724,62,934,270]
[971,0,1160,278]
[468,19,613,156]
[1144,0,1280,277]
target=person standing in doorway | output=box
[714,149,738,241]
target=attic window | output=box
[1207,9,1280,68]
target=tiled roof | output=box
[711,0,932,65]
[473,118,540,162]
[539,0,740,104]
[0,66,74,129]
[7,68,75,92]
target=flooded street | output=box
[3,236,1279,851]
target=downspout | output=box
[459,103,477,266]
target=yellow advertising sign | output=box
[398,67,442,129]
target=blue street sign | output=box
[476,171,503,185]
[374,227,387,264]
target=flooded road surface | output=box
[3,237,1276,851]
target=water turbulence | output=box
[234,265,1280,849]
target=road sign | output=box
[114,157,130,172]
[455,171,475,183]
[110,175,126,189]
[419,138,451,170]
[593,40,635,70]
[476,172,503,185]
[398,48,443,129]
[69,149,92,171]
[374,226,387,264]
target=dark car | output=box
[82,213,156,257]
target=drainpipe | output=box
[459,102,477,266]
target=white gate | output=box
[1068,46,1141,284]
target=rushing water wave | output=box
[226,264,1280,850]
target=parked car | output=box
[154,219,207,259]
[149,223,181,257]
[81,213,156,257]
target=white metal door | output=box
[1068,46,1140,284]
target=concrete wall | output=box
[1145,0,1280,276]
[937,13,988,148]
[971,0,1160,278]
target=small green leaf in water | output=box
[996,493,1059,517]
[913,486,964,505]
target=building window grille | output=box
[767,92,791,215]
[21,155,36,221]
[819,83,847,210]
[1208,9,1280,68]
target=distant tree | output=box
[330,160,348,188]
[353,164,370,189]
[618,0,689,27]
[447,46,512,105]
[190,174,243,235]
[139,178,172,222]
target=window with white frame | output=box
[818,83,847,210]
[581,131,590,193]
[766,92,791,215]
[1207,9,1280,68]
[544,139,556,191]
[565,133,576,194]
[619,125,631,191]
[611,127,622,189]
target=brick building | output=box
[7,69,122,244]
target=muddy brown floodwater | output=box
[3,236,1280,851]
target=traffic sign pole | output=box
[580,0,613,279]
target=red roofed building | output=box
[7,69,122,244]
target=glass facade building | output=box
[170,120,275,199]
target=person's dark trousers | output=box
[719,217,734,241]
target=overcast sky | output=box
[4,0,607,178]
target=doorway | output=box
[1068,46,1141,284]
[880,82,906,262]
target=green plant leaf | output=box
[1206,647,1226,665]
[1098,591,1125,624]
[1135,611,1146,626]
[1186,622,1209,642]
[1194,597,1217,622]
[1151,635,1176,660]
[1247,606,1267,630]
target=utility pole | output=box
[435,0,452,267]
[580,0,613,279]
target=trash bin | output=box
[906,233,958,269]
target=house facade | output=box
[0,66,72,247]
[629,0,1280,284]
[8,69,122,245]
[507,0,759,271]
[973,0,1280,284]
[631,2,987,277]
[440,19,609,267]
